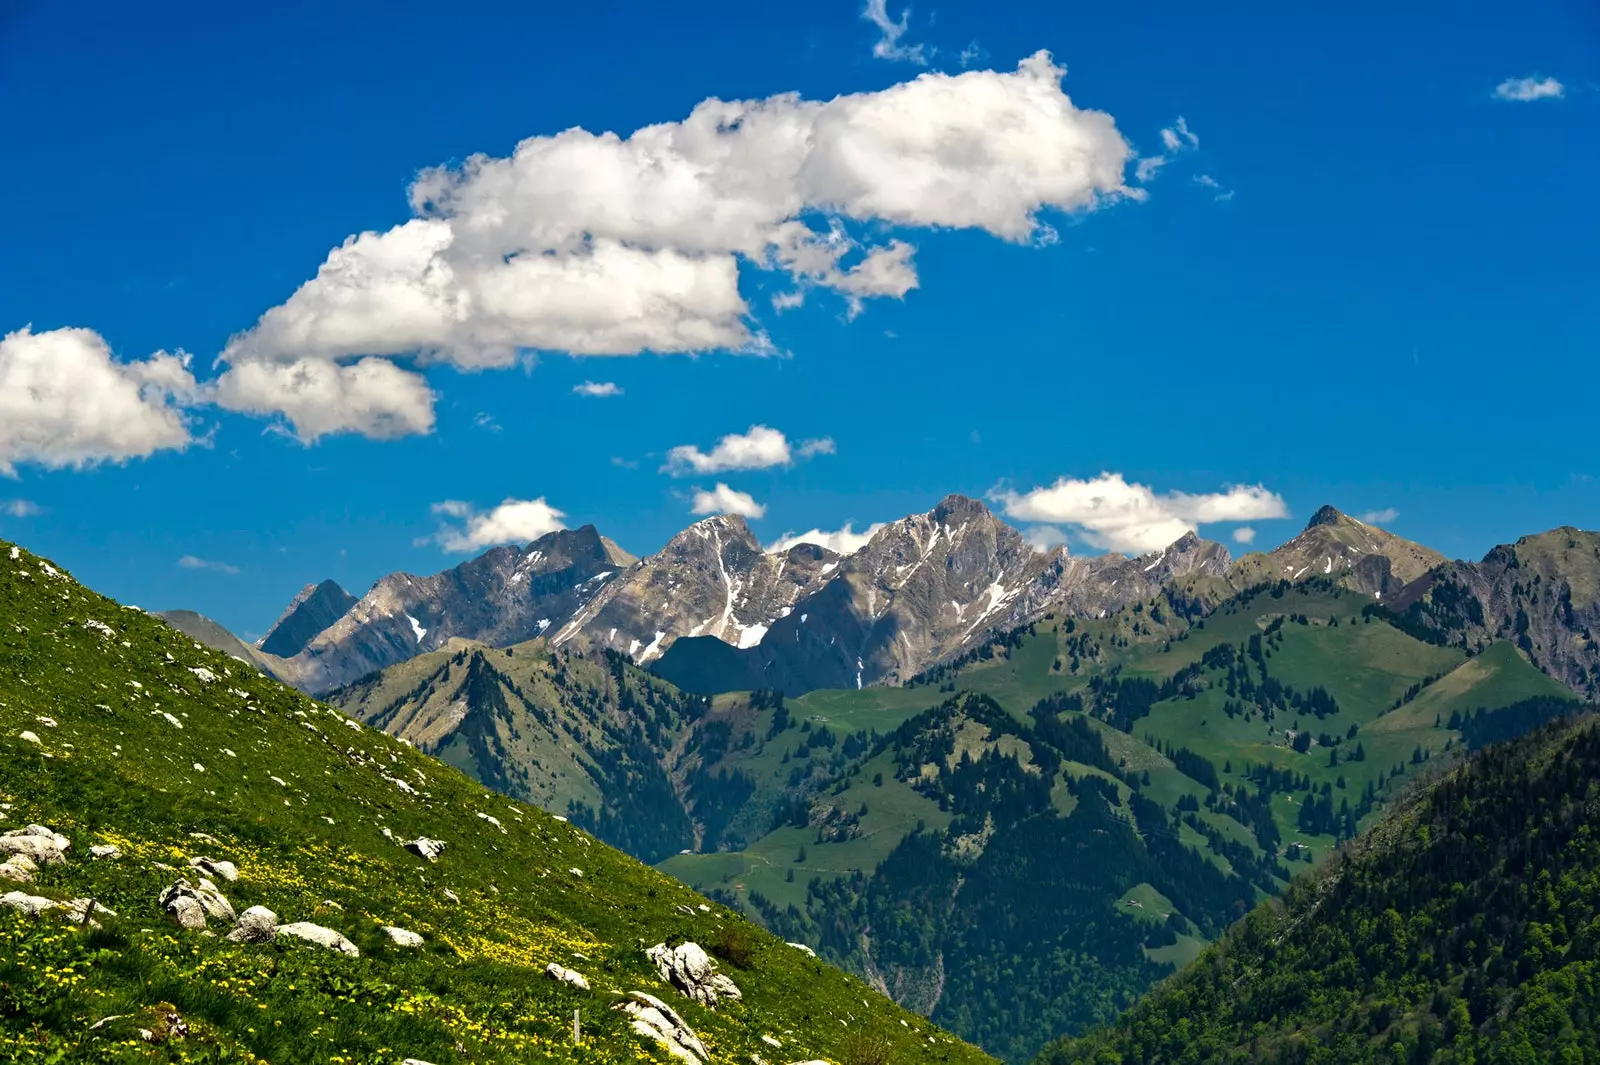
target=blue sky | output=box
[0,0,1595,637]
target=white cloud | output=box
[958,41,988,69]
[178,555,240,575]
[573,381,622,397]
[221,52,1133,411]
[212,355,435,443]
[992,471,1288,554]
[1493,76,1565,102]
[665,425,832,475]
[1193,173,1234,201]
[0,326,197,476]
[1134,116,1199,186]
[425,497,567,552]
[1232,526,1256,544]
[768,522,886,555]
[2,499,42,518]
[863,0,928,64]
[1358,507,1400,524]
[691,483,766,520]
[1023,525,1069,552]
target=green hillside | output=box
[660,579,1580,1061]
[1040,715,1600,1064]
[0,539,991,1065]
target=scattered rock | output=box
[189,856,239,882]
[383,925,424,947]
[89,844,121,860]
[403,837,446,862]
[644,941,742,1007]
[276,921,360,957]
[615,991,708,1064]
[0,824,71,865]
[441,888,460,905]
[761,1034,783,1048]
[544,962,590,990]
[786,941,817,957]
[18,731,41,745]
[226,906,278,943]
[0,854,37,883]
[1,890,62,916]
[159,878,235,928]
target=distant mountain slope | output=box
[0,537,989,1065]
[156,608,285,680]
[324,637,709,863]
[1039,714,1600,1064]
[257,578,356,658]
[1383,526,1600,699]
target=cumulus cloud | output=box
[665,425,832,476]
[425,497,567,552]
[1493,76,1565,102]
[1023,525,1069,552]
[214,52,1133,438]
[1358,507,1399,524]
[178,555,240,575]
[0,326,198,476]
[863,0,928,64]
[1232,526,1256,544]
[691,483,766,520]
[573,381,622,397]
[992,471,1288,554]
[212,356,435,443]
[767,521,886,555]
[2,499,42,518]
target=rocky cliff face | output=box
[270,525,635,693]
[1385,528,1600,699]
[257,579,357,658]
[550,515,840,664]
[1227,506,1445,599]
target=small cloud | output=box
[611,456,640,469]
[1,499,41,518]
[768,522,886,555]
[178,555,240,575]
[691,483,766,520]
[424,497,567,552]
[1358,507,1400,525]
[474,412,502,432]
[573,381,623,397]
[1232,526,1256,544]
[665,425,829,476]
[1134,117,1201,186]
[1160,117,1199,151]
[1024,526,1068,552]
[862,0,927,64]
[958,41,987,69]
[1493,75,1565,102]
[1193,173,1235,201]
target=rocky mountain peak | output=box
[930,493,993,524]
[1305,504,1347,529]
[258,578,357,659]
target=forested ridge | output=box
[1041,715,1600,1064]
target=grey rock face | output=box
[259,579,358,658]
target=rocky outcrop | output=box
[645,941,742,1007]
[226,906,278,943]
[403,837,446,862]
[276,922,360,956]
[159,878,234,929]
[189,856,239,882]
[615,991,709,1064]
[0,824,71,865]
[0,852,36,882]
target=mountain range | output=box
[178,495,1583,703]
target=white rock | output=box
[786,941,817,957]
[544,962,590,991]
[383,925,424,947]
[276,922,359,957]
[1,890,60,916]
[189,856,239,882]
[403,837,445,862]
[0,854,37,883]
[226,906,278,943]
[90,844,121,860]
[645,941,742,1007]
[0,824,71,865]
[159,878,234,927]
[17,731,41,745]
[615,991,708,1064]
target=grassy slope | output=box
[0,540,990,1065]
